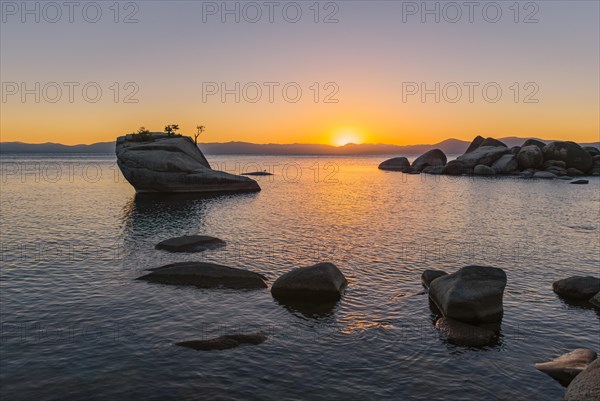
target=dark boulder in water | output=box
[155,235,225,252]
[137,262,268,289]
[553,276,600,300]
[411,149,447,172]
[474,165,495,176]
[175,332,268,351]
[271,262,347,302]
[570,179,589,185]
[443,160,466,175]
[428,265,507,323]
[378,157,412,172]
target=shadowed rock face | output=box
[428,265,507,323]
[116,133,260,193]
[456,146,510,168]
[155,235,225,252]
[271,262,347,302]
[535,348,597,386]
[565,359,600,401]
[175,332,268,351]
[543,141,593,172]
[137,261,268,289]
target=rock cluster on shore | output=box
[379,136,600,180]
[116,133,260,193]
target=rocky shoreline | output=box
[379,136,600,180]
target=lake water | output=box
[1,154,598,401]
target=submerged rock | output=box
[570,179,589,185]
[116,133,260,193]
[271,262,347,302]
[543,141,593,172]
[428,265,507,323]
[553,276,600,300]
[422,165,445,175]
[535,348,597,386]
[378,157,412,172]
[435,317,496,347]
[175,332,267,351]
[155,235,225,252]
[565,359,600,401]
[411,149,447,172]
[137,262,267,289]
[421,270,448,289]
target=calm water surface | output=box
[1,154,599,401]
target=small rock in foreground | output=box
[570,179,589,185]
[535,348,597,386]
[175,332,268,351]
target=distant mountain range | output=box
[1,137,598,156]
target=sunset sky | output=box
[1,1,599,145]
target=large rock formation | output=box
[428,265,507,323]
[137,261,268,289]
[116,133,260,193]
[378,136,598,179]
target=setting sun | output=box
[333,130,364,147]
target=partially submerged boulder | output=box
[565,358,600,401]
[411,149,447,172]
[155,235,225,252]
[443,160,465,175]
[422,165,445,175]
[175,332,267,351]
[474,164,495,176]
[553,276,600,300]
[535,348,597,386]
[378,157,412,172]
[137,262,267,289]
[428,266,507,323]
[116,133,260,193]
[421,270,448,289]
[271,262,347,302]
[533,171,557,179]
[570,179,589,185]
[435,317,496,347]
